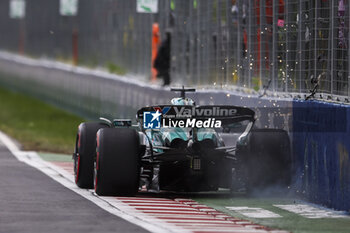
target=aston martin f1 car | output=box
[73,87,291,196]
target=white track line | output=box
[226,207,282,218]
[116,197,171,200]
[149,215,219,219]
[122,200,183,204]
[126,203,191,206]
[274,204,350,219]
[133,207,196,210]
[141,211,209,214]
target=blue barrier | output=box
[293,100,350,211]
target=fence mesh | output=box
[0,0,349,97]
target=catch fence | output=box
[0,0,349,97]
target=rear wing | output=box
[136,105,255,128]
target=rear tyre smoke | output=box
[237,128,292,192]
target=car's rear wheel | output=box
[74,122,108,189]
[237,128,292,191]
[95,128,140,196]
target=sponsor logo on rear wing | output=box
[137,105,255,129]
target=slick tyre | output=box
[74,122,109,189]
[95,128,140,196]
[239,129,292,190]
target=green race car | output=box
[73,87,291,196]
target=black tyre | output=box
[95,128,140,196]
[74,122,109,188]
[237,128,292,190]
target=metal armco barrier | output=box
[293,100,350,211]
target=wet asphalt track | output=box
[0,141,149,233]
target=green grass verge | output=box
[0,86,84,154]
[106,62,127,75]
[194,195,350,233]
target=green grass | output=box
[0,86,85,154]
[106,62,127,75]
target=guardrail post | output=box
[331,0,335,96]
[247,0,252,89]
[297,0,302,93]
[272,0,278,92]
[72,29,78,66]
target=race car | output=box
[73,87,291,196]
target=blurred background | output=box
[0,0,349,96]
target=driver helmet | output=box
[171,97,195,105]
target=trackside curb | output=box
[0,131,174,233]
